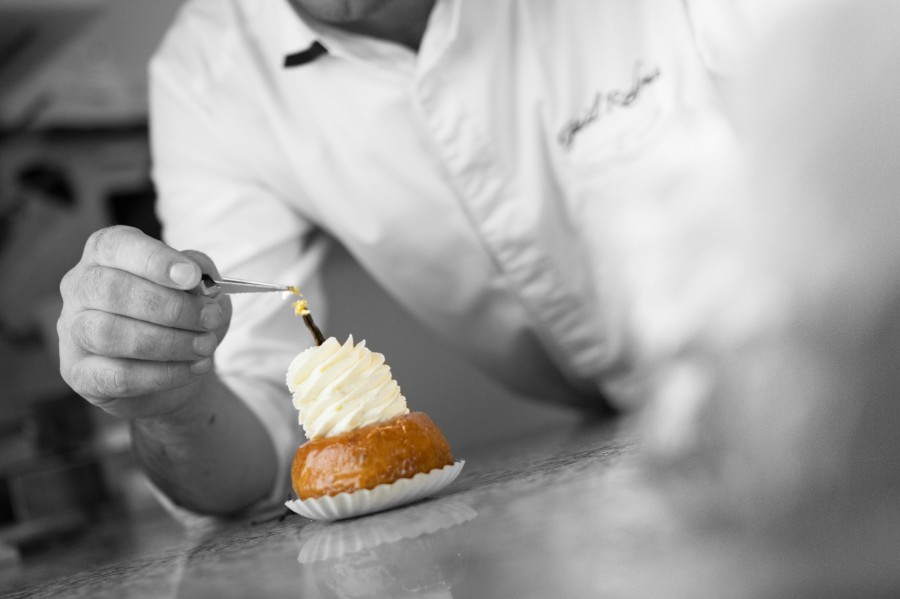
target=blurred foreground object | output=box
[639,0,900,564]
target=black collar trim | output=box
[284,40,328,68]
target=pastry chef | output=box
[57,0,812,516]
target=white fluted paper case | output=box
[285,461,465,521]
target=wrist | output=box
[129,371,277,515]
[132,371,219,433]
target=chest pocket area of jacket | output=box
[558,62,678,176]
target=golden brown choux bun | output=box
[291,412,454,499]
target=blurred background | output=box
[0,0,578,581]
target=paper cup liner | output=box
[285,460,465,521]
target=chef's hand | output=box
[58,225,232,419]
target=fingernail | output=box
[200,303,223,330]
[193,333,217,357]
[169,262,198,288]
[191,358,213,375]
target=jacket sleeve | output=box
[147,4,324,514]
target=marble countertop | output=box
[4,417,900,599]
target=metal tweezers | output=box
[198,275,296,297]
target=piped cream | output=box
[285,335,409,440]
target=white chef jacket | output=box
[149,0,801,510]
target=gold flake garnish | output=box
[293,299,309,316]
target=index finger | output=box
[83,225,201,290]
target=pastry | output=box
[286,335,455,499]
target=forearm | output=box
[131,373,278,516]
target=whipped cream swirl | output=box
[286,335,409,440]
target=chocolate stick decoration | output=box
[292,296,325,346]
[303,312,326,346]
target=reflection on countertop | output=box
[4,418,900,598]
[296,499,477,598]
